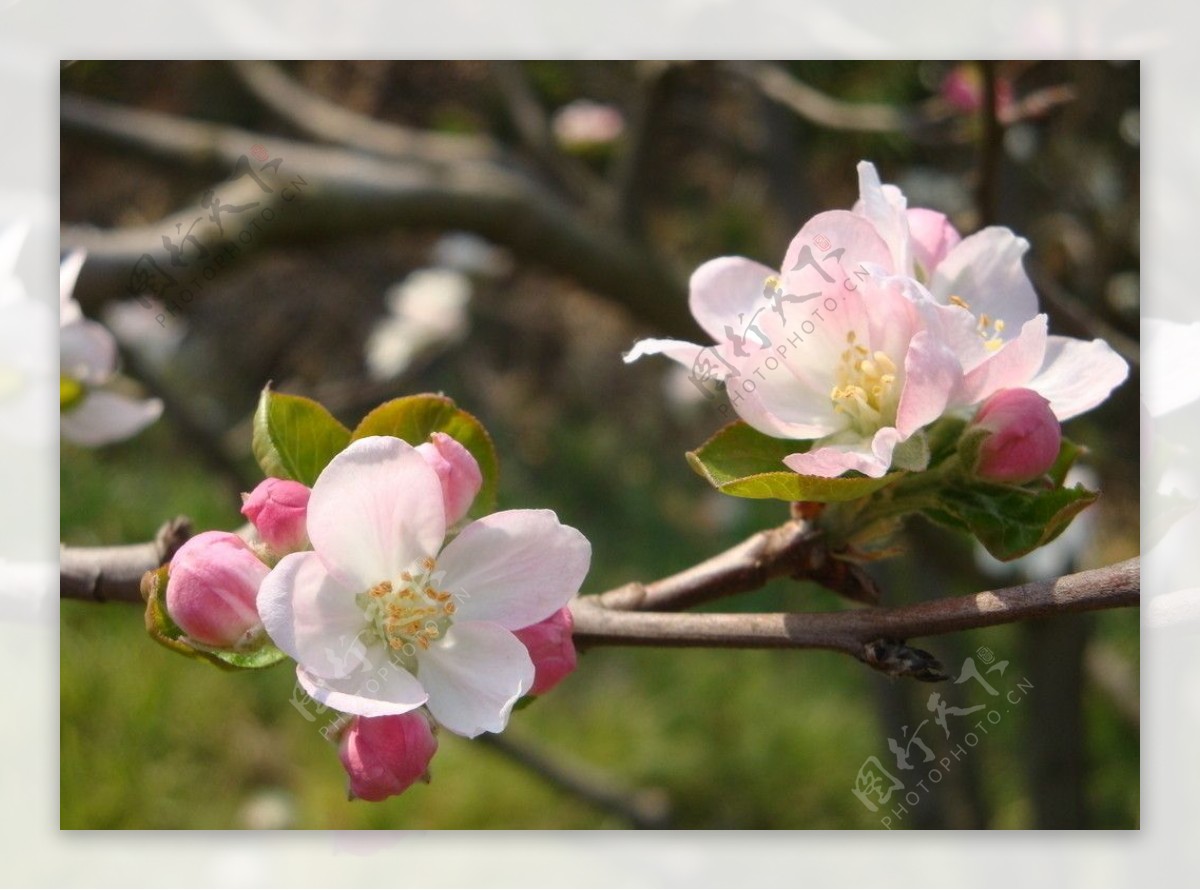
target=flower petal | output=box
[60,318,117,384]
[957,315,1048,407]
[1027,335,1130,421]
[60,250,86,311]
[60,390,162,446]
[306,437,446,591]
[929,227,1040,331]
[297,658,428,718]
[416,621,534,737]
[257,551,368,679]
[906,208,961,279]
[852,161,911,275]
[895,331,962,438]
[622,337,737,381]
[688,256,778,343]
[781,209,893,295]
[783,426,903,479]
[439,509,590,630]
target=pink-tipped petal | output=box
[305,437,446,591]
[781,209,893,294]
[895,331,962,438]
[416,432,483,526]
[906,208,961,278]
[957,315,1049,407]
[439,509,591,630]
[783,427,903,479]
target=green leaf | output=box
[140,566,289,671]
[685,421,904,502]
[351,394,499,515]
[252,386,352,486]
[920,480,1098,561]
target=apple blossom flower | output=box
[416,432,483,526]
[625,161,1129,478]
[242,478,312,557]
[965,388,1062,484]
[512,607,577,696]
[166,531,270,648]
[364,268,470,381]
[60,251,163,446]
[338,711,438,802]
[257,436,591,737]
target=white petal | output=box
[60,318,117,384]
[439,509,590,630]
[60,390,162,446]
[957,315,1049,408]
[306,436,446,590]
[417,621,534,737]
[256,551,368,679]
[853,161,911,275]
[60,250,87,309]
[1028,335,1130,421]
[688,256,779,343]
[622,337,741,384]
[929,227,1040,329]
[297,659,428,718]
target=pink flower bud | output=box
[339,711,438,802]
[241,478,311,555]
[512,607,577,696]
[416,432,483,525]
[165,531,270,648]
[970,388,1062,484]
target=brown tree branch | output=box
[572,557,1139,659]
[227,60,499,163]
[60,517,193,603]
[60,94,693,338]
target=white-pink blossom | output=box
[60,251,163,446]
[625,161,1129,478]
[257,436,591,737]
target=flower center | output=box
[947,295,1006,352]
[358,556,457,664]
[830,330,899,434]
[60,374,85,412]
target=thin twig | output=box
[490,61,610,209]
[573,557,1139,661]
[228,60,498,163]
[475,731,672,829]
[725,61,953,140]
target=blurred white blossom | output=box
[430,232,513,279]
[365,268,471,381]
[60,251,163,447]
[552,99,625,149]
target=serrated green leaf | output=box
[685,420,904,502]
[351,394,499,515]
[921,480,1098,562]
[252,386,352,486]
[141,565,289,671]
